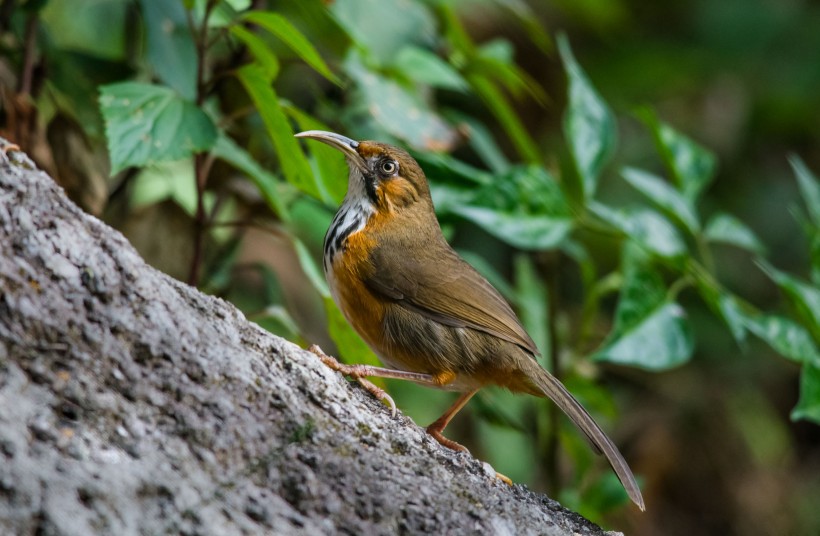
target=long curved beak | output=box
[295,130,367,172]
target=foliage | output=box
[2,0,819,529]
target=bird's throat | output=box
[323,181,375,274]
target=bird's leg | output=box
[310,346,512,485]
[308,345,437,416]
[425,389,478,453]
[426,389,513,485]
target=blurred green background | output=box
[1,0,819,534]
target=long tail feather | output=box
[523,360,645,511]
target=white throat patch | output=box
[323,167,375,273]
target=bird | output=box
[295,130,645,511]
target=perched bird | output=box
[295,130,645,511]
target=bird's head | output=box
[295,130,432,212]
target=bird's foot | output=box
[428,427,512,484]
[426,427,469,453]
[308,344,397,417]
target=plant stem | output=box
[695,233,716,274]
[18,13,38,96]
[188,153,215,285]
[576,271,622,354]
[186,0,219,286]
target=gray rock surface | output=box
[0,142,617,535]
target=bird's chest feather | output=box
[324,203,389,356]
[326,231,380,322]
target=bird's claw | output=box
[1,143,20,158]
[308,344,397,417]
[353,377,396,417]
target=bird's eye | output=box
[380,160,397,175]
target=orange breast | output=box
[327,195,457,378]
[327,226,388,357]
[328,204,431,373]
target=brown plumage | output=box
[295,131,645,511]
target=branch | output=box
[0,141,618,535]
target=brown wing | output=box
[365,241,539,355]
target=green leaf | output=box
[435,6,538,163]
[466,74,541,163]
[488,0,552,55]
[594,302,694,370]
[626,208,687,259]
[789,154,820,226]
[593,231,693,371]
[472,165,572,216]
[477,38,515,63]
[641,109,716,203]
[241,11,341,85]
[392,46,468,91]
[449,113,510,174]
[230,25,280,80]
[331,0,436,65]
[429,183,475,215]
[224,0,251,10]
[621,167,700,234]
[211,134,290,220]
[792,362,820,424]
[137,0,197,99]
[292,236,328,297]
[744,314,820,365]
[610,242,666,336]
[41,0,127,61]
[716,293,748,346]
[206,0,248,28]
[692,272,747,346]
[235,65,318,199]
[473,40,548,105]
[346,54,458,151]
[790,158,820,284]
[758,262,820,343]
[558,34,616,200]
[449,166,573,250]
[589,202,687,260]
[704,212,766,253]
[99,82,218,174]
[130,159,198,215]
[415,152,493,187]
[451,206,572,250]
